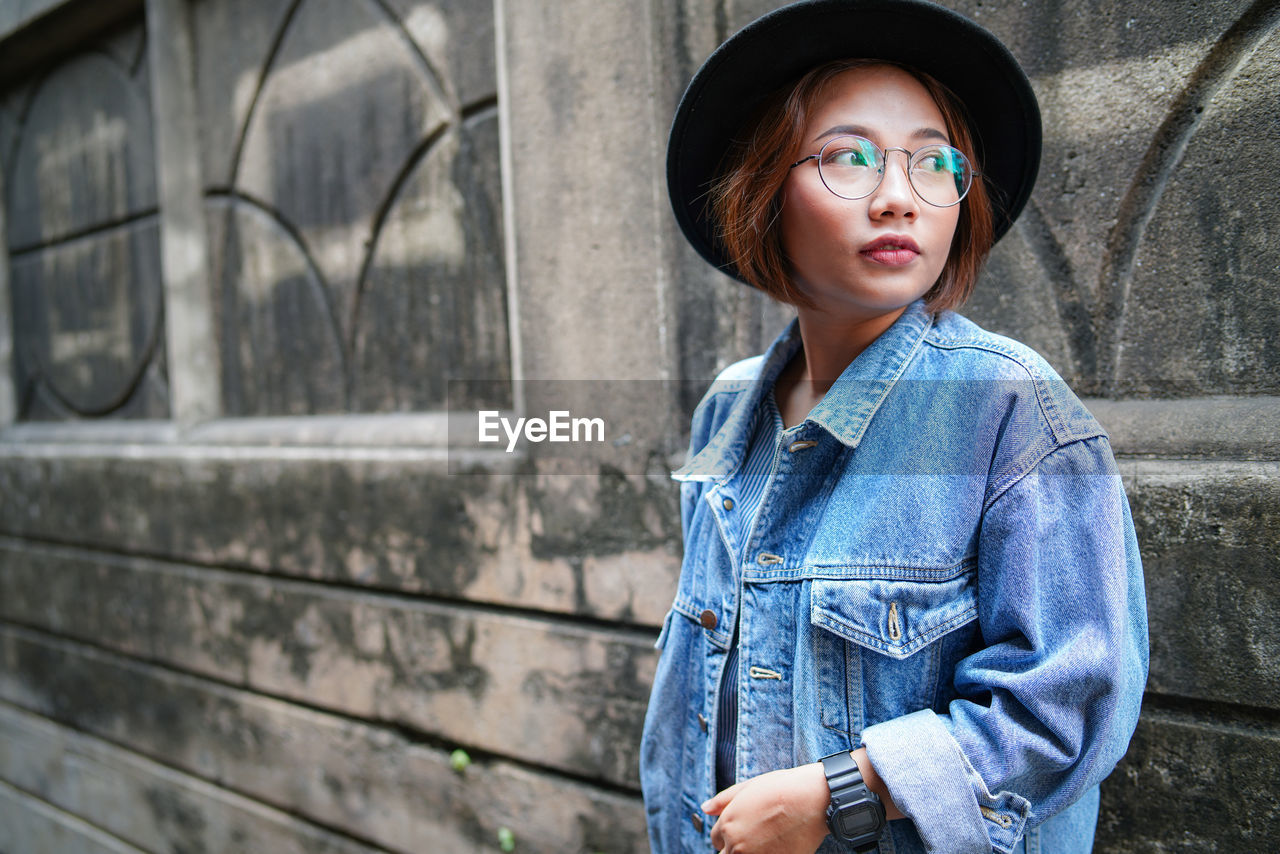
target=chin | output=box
[810,282,934,318]
[795,268,936,309]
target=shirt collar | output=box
[673,300,933,482]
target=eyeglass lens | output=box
[817,135,972,207]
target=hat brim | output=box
[667,0,1042,283]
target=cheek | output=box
[929,209,962,268]
[779,183,847,266]
[943,208,962,244]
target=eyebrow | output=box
[812,124,951,145]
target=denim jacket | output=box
[640,301,1148,853]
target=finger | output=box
[701,781,743,816]
[709,815,726,851]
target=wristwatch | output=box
[820,750,886,852]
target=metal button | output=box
[722,497,734,511]
[699,609,718,630]
[697,713,708,732]
[691,813,704,833]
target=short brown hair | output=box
[709,60,995,313]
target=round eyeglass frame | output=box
[789,135,977,208]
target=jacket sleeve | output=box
[860,435,1149,853]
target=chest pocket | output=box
[809,570,978,737]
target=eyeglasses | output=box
[789,135,975,207]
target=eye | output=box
[822,138,878,169]
[913,146,966,177]
[916,147,957,172]
[918,154,943,172]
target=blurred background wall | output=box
[0,0,1276,851]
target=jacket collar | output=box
[674,300,933,482]
[806,299,933,448]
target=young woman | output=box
[641,2,1149,852]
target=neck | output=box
[791,305,907,394]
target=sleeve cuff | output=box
[862,709,1030,854]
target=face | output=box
[779,64,961,321]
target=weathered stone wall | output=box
[1,1,1277,852]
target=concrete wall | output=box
[0,1,1276,852]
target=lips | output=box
[860,235,921,266]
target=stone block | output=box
[498,0,691,475]
[0,542,659,785]
[1123,460,1280,709]
[986,0,1245,307]
[0,627,649,853]
[499,0,673,379]
[0,779,143,854]
[0,446,680,625]
[966,216,1082,383]
[0,704,378,854]
[1087,397,1280,458]
[959,1,1274,396]
[1117,25,1280,395]
[1097,707,1280,852]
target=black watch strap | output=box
[820,750,886,853]
[821,749,862,792]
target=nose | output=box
[868,147,918,219]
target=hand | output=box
[701,762,831,854]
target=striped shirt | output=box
[715,387,785,791]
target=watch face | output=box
[836,802,882,839]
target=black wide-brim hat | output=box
[668,0,1042,282]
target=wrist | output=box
[805,761,835,830]
[820,750,887,851]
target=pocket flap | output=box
[810,573,977,659]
